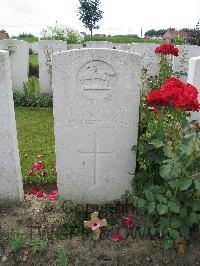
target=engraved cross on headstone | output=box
[79,133,113,185]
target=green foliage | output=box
[57,246,68,266]
[144,29,167,37]
[129,51,200,249]
[29,54,39,78]
[41,23,83,44]
[13,79,53,107]
[31,239,48,255]
[78,0,103,39]
[9,233,25,252]
[188,20,200,46]
[83,35,162,43]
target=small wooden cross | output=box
[176,237,185,255]
[84,212,107,240]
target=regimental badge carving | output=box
[77,60,117,102]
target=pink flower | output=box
[27,168,34,175]
[34,162,43,170]
[38,171,46,176]
[124,215,135,228]
[113,233,120,241]
[90,220,101,230]
[148,106,158,113]
[37,154,44,158]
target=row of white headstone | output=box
[0,47,200,204]
[1,39,200,95]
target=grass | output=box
[29,54,38,66]
[84,36,162,43]
[15,107,56,184]
[17,36,162,44]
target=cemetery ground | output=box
[0,106,199,265]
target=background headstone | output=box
[85,41,114,49]
[30,42,38,54]
[38,40,68,94]
[52,48,141,203]
[187,56,200,121]
[0,39,29,92]
[131,43,160,76]
[0,50,23,202]
[67,44,83,50]
[114,43,132,51]
[173,45,200,82]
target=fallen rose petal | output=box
[113,233,120,241]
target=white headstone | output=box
[38,40,68,94]
[0,50,23,202]
[52,48,142,203]
[173,45,200,82]
[30,42,38,54]
[115,43,132,51]
[0,39,29,92]
[85,41,114,49]
[131,43,160,76]
[187,56,200,121]
[67,44,83,50]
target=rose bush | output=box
[128,44,200,250]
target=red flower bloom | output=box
[34,162,44,170]
[155,43,179,57]
[124,215,135,228]
[145,90,166,106]
[145,77,200,112]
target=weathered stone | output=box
[0,39,29,92]
[67,44,83,50]
[52,48,141,203]
[38,40,68,94]
[131,43,160,76]
[173,45,200,82]
[85,41,114,49]
[187,56,200,121]
[0,50,23,202]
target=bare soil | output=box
[0,196,200,266]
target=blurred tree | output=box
[78,0,103,39]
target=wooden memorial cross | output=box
[84,212,107,240]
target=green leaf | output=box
[145,190,154,201]
[166,190,172,198]
[157,204,168,215]
[171,217,182,228]
[160,160,182,179]
[169,203,180,214]
[169,229,180,240]
[156,194,168,204]
[147,202,155,214]
[180,207,187,217]
[194,180,200,190]
[179,179,192,191]
[137,198,146,208]
[163,239,173,249]
[180,226,189,237]
[150,139,164,148]
[192,200,200,211]
[189,212,198,224]
[164,147,174,159]
[150,227,157,235]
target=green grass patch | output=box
[29,54,38,66]
[15,107,56,184]
[84,36,162,44]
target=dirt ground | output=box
[0,196,200,266]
